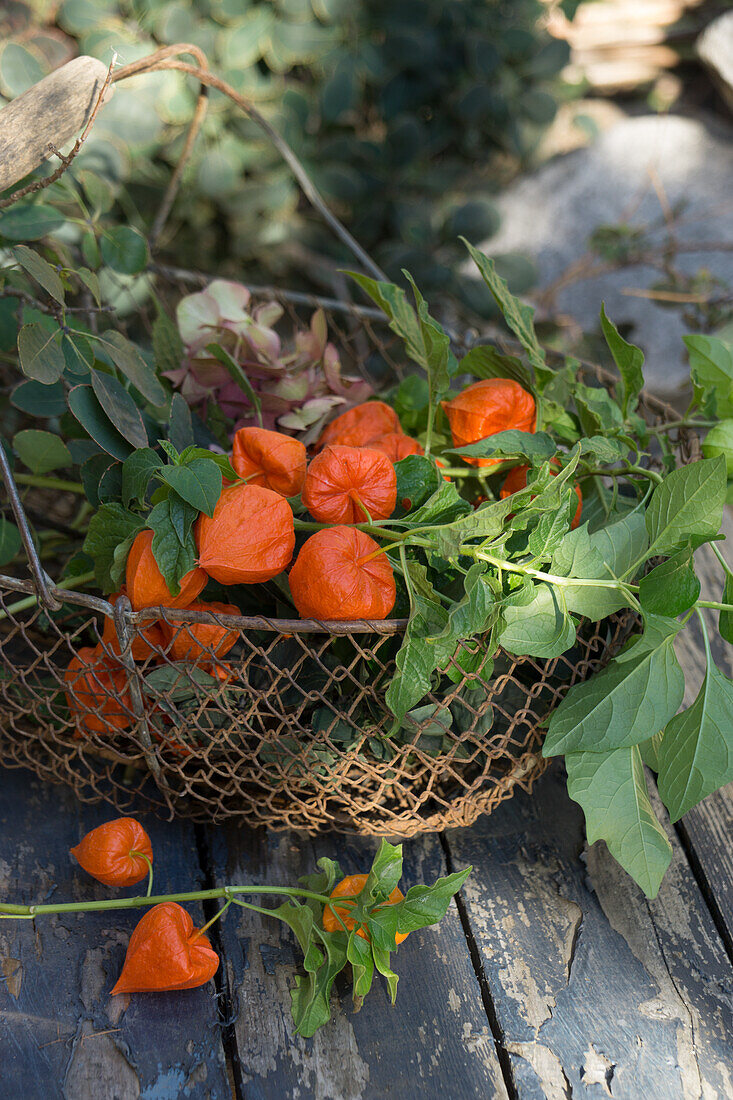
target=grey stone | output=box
[469,115,733,393]
[698,11,733,114]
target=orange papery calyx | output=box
[71,818,153,888]
[231,426,307,497]
[365,433,424,464]
[289,526,396,621]
[63,645,133,735]
[196,482,295,585]
[126,530,207,611]
[111,902,219,995]
[442,379,536,468]
[302,445,397,524]
[316,400,401,450]
[163,601,240,661]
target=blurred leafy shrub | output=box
[0,0,574,305]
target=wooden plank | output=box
[0,767,231,1099]
[672,514,733,949]
[446,763,733,1099]
[0,57,113,192]
[205,826,508,1100]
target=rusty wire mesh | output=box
[0,276,694,835]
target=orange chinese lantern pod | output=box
[500,463,583,529]
[111,903,219,995]
[442,379,536,468]
[63,645,133,735]
[366,433,424,464]
[126,530,207,611]
[102,589,166,662]
[163,601,240,661]
[322,873,409,944]
[71,818,153,888]
[302,445,397,524]
[316,401,401,450]
[196,482,295,585]
[289,526,396,621]
[231,426,307,497]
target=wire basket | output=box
[0,51,697,834]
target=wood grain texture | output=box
[204,826,507,1100]
[0,768,230,1100]
[0,57,113,192]
[445,763,733,1100]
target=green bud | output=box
[702,420,733,478]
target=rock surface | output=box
[698,11,733,114]
[471,115,733,392]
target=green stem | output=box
[132,852,154,898]
[584,465,663,485]
[695,600,733,613]
[469,549,634,593]
[710,542,733,579]
[0,571,96,622]
[0,885,342,919]
[649,418,716,435]
[14,474,86,495]
[293,518,408,542]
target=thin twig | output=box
[0,58,117,211]
[0,287,112,316]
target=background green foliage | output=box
[0,0,574,302]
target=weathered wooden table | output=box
[2,570,732,1100]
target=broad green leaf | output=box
[445,430,556,465]
[290,929,347,1037]
[544,617,685,756]
[168,493,198,546]
[11,378,66,416]
[0,515,21,567]
[12,429,71,475]
[269,902,323,973]
[207,342,263,427]
[357,839,404,908]
[566,745,672,898]
[91,370,149,449]
[99,226,149,275]
[461,240,548,385]
[574,383,624,436]
[394,454,441,513]
[457,344,533,390]
[370,939,399,1003]
[403,271,454,400]
[404,480,472,527]
[122,448,162,508]
[346,930,374,1004]
[98,331,166,405]
[551,512,648,620]
[576,435,630,466]
[81,454,117,509]
[169,393,195,452]
[82,503,145,592]
[720,572,733,645]
[17,323,65,383]
[428,494,521,558]
[0,205,63,241]
[499,583,576,658]
[645,457,726,557]
[638,549,700,617]
[68,385,135,461]
[158,458,222,517]
[640,729,665,772]
[683,334,733,418]
[393,868,472,934]
[657,659,733,821]
[12,245,65,303]
[600,304,644,416]
[153,304,184,375]
[148,497,197,596]
[386,593,449,727]
[77,266,101,305]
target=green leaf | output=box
[720,572,733,645]
[683,334,733,418]
[445,429,556,465]
[357,840,404,909]
[386,593,449,727]
[657,659,733,821]
[169,393,195,452]
[457,344,533,390]
[574,383,624,435]
[168,493,198,546]
[82,503,145,592]
[99,226,149,275]
[461,240,549,386]
[346,930,374,1004]
[405,480,472,527]
[158,458,222,517]
[290,930,347,1038]
[12,245,65,303]
[576,435,630,466]
[599,304,644,416]
[148,497,197,596]
[122,448,162,508]
[550,512,648,620]
[394,454,441,513]
[638,549,701,617]
[543,617,685,756]
[153,304,184,375]
[91,370,149,449]
[67,385,135,461]
[393,868,471,934]
[12,429,71,475]
[370,938,399,1003]
[97,331,167,405]
[0,205,64,241]
[206,343,263,427]
[0,515,21,567]
[430,494,521,558]
[17,323,65,383]
[11,378,66,417]
[645,457,726,557]
[402,271,454,400]
[81,454,117,508]
[566,745,672,898]
[640,729,665,772]
[499,583,576,658]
